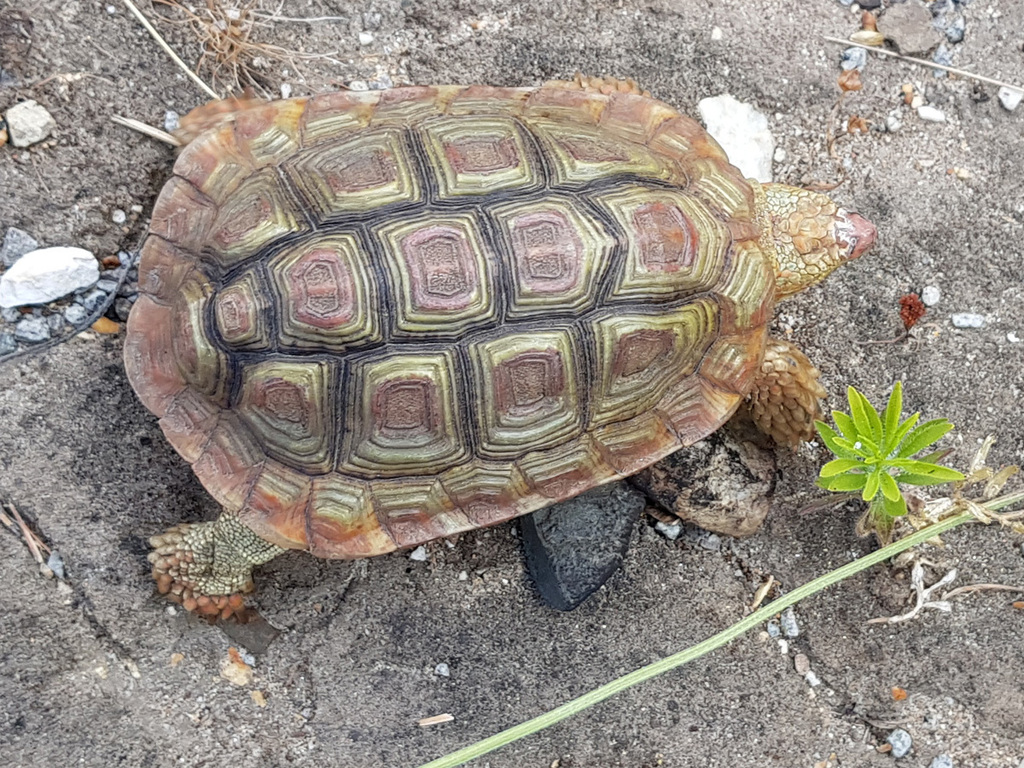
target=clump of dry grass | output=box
[151,0,339,95]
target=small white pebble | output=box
[773,147,786,163]
[794,653,810,675]
[998,86,1023,112]
[780,606,800,637]
[805,670,821,687]
[434,663,450,677]
[710,26,723,41]
[778,639,789,655]
[1007,331,1021,343]
[885,114,902,132]
[951,312,985,328]
[164,110,180,133]
[280,83,293,99]
[106,4,116,13]
[910,95,924,109]
[130,204,144,214]
[917,105,946,123]
[655,520,682,541]
[409,545,428,561]
[348,80,369,92]
[921,285,941,306]
[111,209,126,225]
[457,570,468,581]
[358,31,374,45]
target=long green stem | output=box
[417,509,977,768]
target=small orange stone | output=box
[91,317,121,334]
[891,686,908,701]
[1012,601,1024,610]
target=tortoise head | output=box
[757,183,876,298]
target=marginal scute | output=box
[269,234,380,350]
[207,169,308,267]
[173,124,252,202]
[598,92,678,145]
[517,436,616,501]
[237,461,311,549]
[377,212,495,336]
[699,327,766,396]
[148,177,217,253]
[308,475,394,558]
[714,239,775,334]
[421,116,539,198]
[595,186,730,298]
[124,295,187,417]
[343,352,467,476]
[439,460,534,527]
[469,329,583,458]
[589,299,718,427]
[371,479,468,548]
[659,376,742,446]
[190,413,265,513]
[447,86,531,116]
[232,99,306,166]
[283,128,421,217]
[685,157,758,227]
[136,236,197,306]
[491,196,613,316]
[593,411,680,476]
[524,87,608,124]
[238,359,334,473]
[300,90,381,145]
[159,389,220,463]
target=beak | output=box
[844,212,876,260]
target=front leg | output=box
[745,337,827,448]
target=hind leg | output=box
[149,513,285,619]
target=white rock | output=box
[917,105,946,123]
[408,545,428,561]
[434,663,450,677]
[358,31,374,45]
[111,209,126,225]
[885,113,902,132]
[998,86,1023,112]
[921,285,941,306]
[0,247,99,308]
[710,26,723,41]
[5,100,56,147]
[951,312,985,328]
[280,83,293,99]
[1008,331,1021,344]
[164,110,180,132]
[698,94,775,182]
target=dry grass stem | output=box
[418,714,456,727]
[824,36,1024,94]
[2,502,51,564]
[151,0,342,95]
[120,0,219,98]
[111,114,183,146]
[941,583,1024,601]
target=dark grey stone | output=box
[46,313,64,333]
[946,15,965,42]
[64,304,88,325]
[521,482,645,611]
[14,315,50,343]
[0,330,16,355]
[0,227,39,268]
[1,306,20,323]
[78,288,107,314]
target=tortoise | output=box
[124,76,875,619]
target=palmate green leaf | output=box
[897,419,955,458]
[819,458,866,477]
[815,421,863,460]
[832,411,860,442]
[881,382,903,453]
[848,387,883,445]
[889,459,964,481]
[818,472,869,492]
[885,412,921,458]
[895,472,963,487]
[878,471,902,502]
[863,469,881,501]
[877,489,908,518]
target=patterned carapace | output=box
[124,85,775,559]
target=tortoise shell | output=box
[124,84,774,559]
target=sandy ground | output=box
[2,0,1024,766]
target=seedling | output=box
[815,382,965,543]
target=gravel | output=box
[929,755,954,768]
[951,312,985,328]
[14,315,50,343]
[998,86,1023,112]
[917,105,947,123]
[0,331,16,355]
[921,285,941,306]
[887,728,913,758]
[0,226,39,268]
[4,99,56,147]
[780,606,800,638]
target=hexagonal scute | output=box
[282,128,422,218]
[213,271,272,349]
[420,116,540,199]
[370,478,471,548]
[376,212,496,337]
[237,360,335,473]
[593,186,730,300]
[341,352,468,476]
[206,169,309,268]
[588,299,718,427]
[268,234,381,350]
[468,329,583,459]
[527,119,672,186]
[490,197,614,317]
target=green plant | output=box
[815,382,965,543]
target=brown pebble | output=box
[91,317,121,334]
[794,653,810,675]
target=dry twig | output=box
[1,502,51,564]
